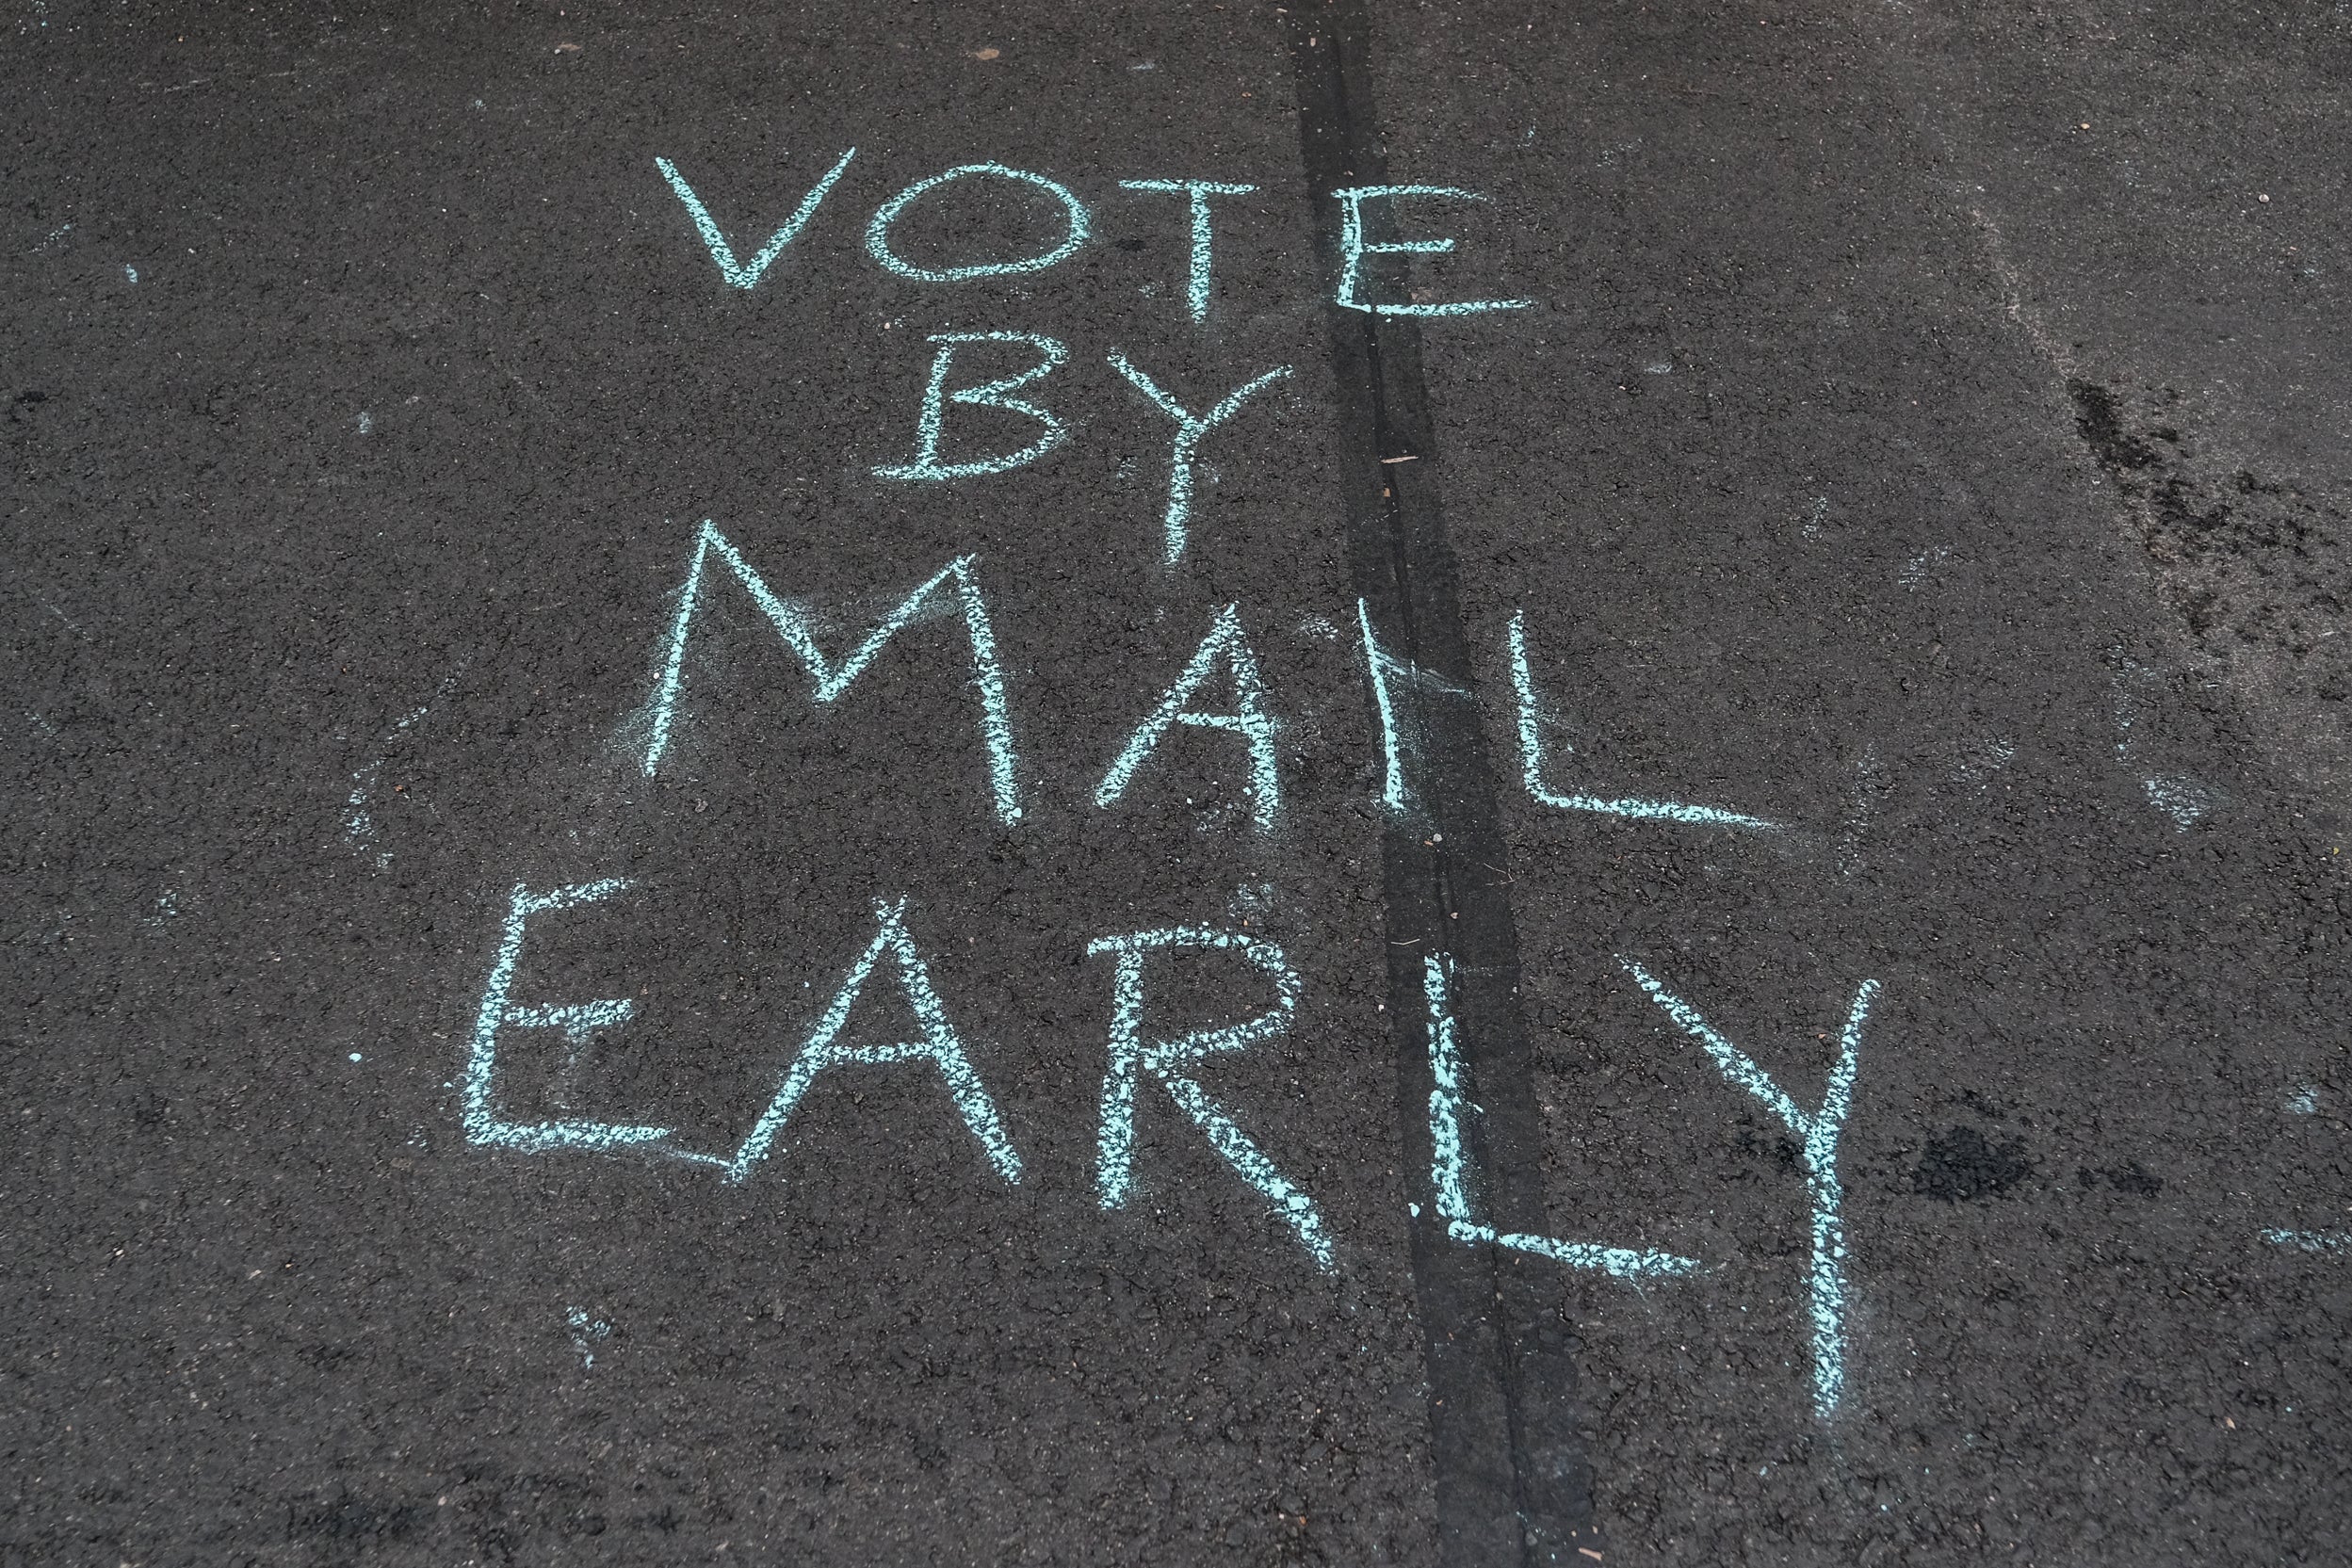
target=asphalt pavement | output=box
[7,1,2351,1563]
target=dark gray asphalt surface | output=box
[8,1,2352,1562]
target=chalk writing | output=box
[1105,351,1290,565]
[1508,611,1781,831]
[1332,186,1531,316]
[1096,605,1280,831]
[649,154,1562,334]
[2111,652,2151,760]
[1356,599,1414,815]
[2263,1228,2352,1253]
[865,163,1090,283]
[346,698,437,869]
[1899,543,1953,590]
[1619,960,1877,1418]
[565,1307,611,1369]
[875,331,1070,483]
[1116,179,1257,323]
[1422,954,1699,1280]
[2143,773,2214,831]
[2110,656,2214,829]
[728,897,1024,1186]
[1090,928,1331,1270]
[656,148,858,290]
[641,522,1021,824]
[464,880,674,1156]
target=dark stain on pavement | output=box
[1911,1125,2035,1203]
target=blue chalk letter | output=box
[2263,1228,2352,1253]
[1422,953,1699,1281]
[1117,179,1257,323]
[1357,598,1414,815]
[728,897,1023,1186]
[1509,611,1782,831]
[1333,185,1533,316]
[1089,928,1331,1270]
[876,331,1070,483]
[655,149,857,290]
[641,522,1022,824]
[464,880,673,1156]
[1619,959,1878,1419]
[865,163,1090,283]
[1095,604,1280,832]
[1106,351,1290,566]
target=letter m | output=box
[639,521,1022,823]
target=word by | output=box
[867,335,1290,568]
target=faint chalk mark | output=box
[345,665,467,868]
[1837,743,1887,878]
[2143,773,2213,831]
[2111,654,2154,760]
[1945,736,2015,791]
[2263,1228,2352,1254]
[1899,544,1952,590]
[36,597,91,641]
[565,1307,611,1368]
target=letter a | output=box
[727,898,1023,1187]
[1095,605,1280,831]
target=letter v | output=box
[656,149,857,290]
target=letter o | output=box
[865,163,1091,283]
